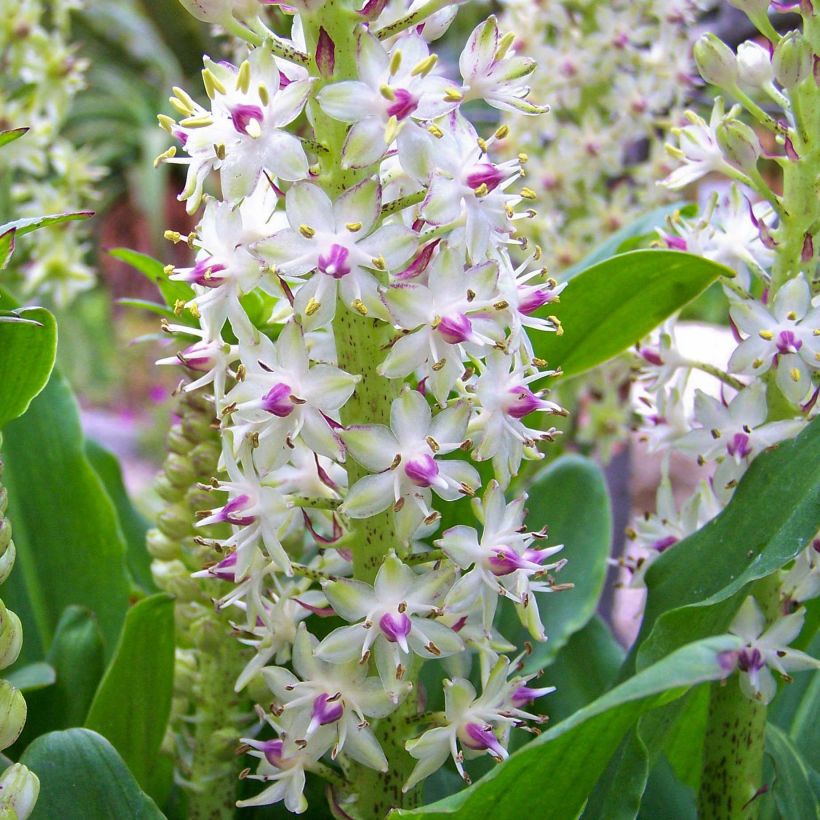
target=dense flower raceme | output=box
[622,3,818,698]
[160,3,566,811]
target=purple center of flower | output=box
[179,341,219,372]
[640,348,664,367]
[260,739,285,767]
[437,314,473,344]
[510,685,542,708]
[466,163,505,192]
[318,244,352,279]
[727,432,752,459]
[652,535,678,553]
[487,545,525,576]
[737,647,764,673]
[262,382,296,417]
[379,612,412,643]
[461,723,504,756]
[386,88,419,121]
[312,693,345,726]
[518,287,556,315]
[776,330,802,354]
[188,258,227,288]
[404,454,440,487]
[231,104,264,135]
[665,235,688,251]
[506,386,544,419]
[219,494,256,526]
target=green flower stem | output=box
[148,392,247,820]
[303,6,423,814]
[373,0,454,41]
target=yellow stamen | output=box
[346,222,363,232]
[758,329,774,340]
[305,298,321,316]
[299,225,316,238]
[351,299,368,315]
[237,60,251,93]
[411,54,437,76]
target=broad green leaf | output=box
[3,662,55,693]
[533,250,726,378]
[86,594,175,791]
[8,605,106,758]
[0,305,57,427]
[85,439,155,592]
[0,210,94,238]
[20,728,164,820]
[763,724,819,820]
[117,297,178,320]
[499,455,611,671]
[638,756,696,820]
[0,127,29,148]
[627,417,820,675]
[0,371,132,661]
[390,635,742,820]
[109,247,195,311]
[0,228,14,269]
[558,203,694,281]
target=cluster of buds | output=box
[623,1,819,699]
[0,436,39,817]
[145,390,252,809]
[159,0,567,813]
[499,0,715,270]
[0,0,103,306]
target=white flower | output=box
[780,543,820,607]
[722,596,820,704]
[316,30,456,168]
[340,389,480,537]
[728,276,819,404]
[459,16,546,115]
[262,624,397,770]
[380,246,503,403]
[224,321,359,470]
[403,656,552,789]
[438,480,563,640]
[316,555,463,698]
[169,48,311,211]
[254,179,417,327]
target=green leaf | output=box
[558,203,694,282]
[0,127,29,148]
[3,662,55,693]
[533,250,726,378]
[0,306,57,427]
[390,635,742,820]
[0,210,94,237]
[109,247,195,311]
[0,371,132,661]
[86,594,175,791]
[20,728,164,820]
[499,455,611,671]
[85,439,155,592]
[763,724,819,820]
[626,417,820,675]
[638,756,696,820]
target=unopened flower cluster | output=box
[161,0,566,811]
[0,0,103,306]
[624,1,819,699]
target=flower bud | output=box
[0,518,11,554]
[717,118,760,174]
[181,412,214,444]
[164,453,197,488]
[773,31,812,89]
[189,442,220,477]
[151,559,200,601]
[736,41,773,88]
[694,34,738,88]
[177,0,259,23]
[0,680,27,750]
[154,473,186,504]
[174,648,198,696]
[167,425,194,455]
[0,602,23,670]
[0,763,40,820]
[0,542,15,586]
[185,485,213,513]
[157,503,193,541]
[146,527,182,561]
